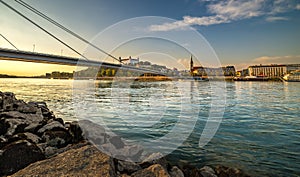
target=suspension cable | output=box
[0,0,88,60]
[15,0,121,63]
[0,33,19,50]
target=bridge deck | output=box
[0,48,163,75]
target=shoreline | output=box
[0,76,286,82]
[0,91,250,176]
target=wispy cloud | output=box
[234,55,300,70]
[207,0,264,20]
[149,0,298,31]
[296,4,300,10]
[253,55,300,64]
[265,16,288,22]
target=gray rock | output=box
[0,111,43,136]
[117,160,142,174]
[29,101,55,120]
[15,100,38,113]
[0,140,45,176]
[169,166,184,177]
[44,146,58,157]
[24,122,44,133]
[0,111,43,122]
[200,166,216,177]
[65,121,84,143]
[182,165,202,177]
[37,121,66,134]
[0,135,8,149]
[141,152,168,169]
[1,92,16,111]
[79,120,107,145]
[121,144,144,162]
[100,143,143,162]
[214,165,250,177]
[109,135,125,149]
[2,118,29,136]
[131,164,170,177]
[101,142,118,156]
[42,130,71,148]
[11,132,41,144]
[11,145,117,177]
[0,92,38,113]
[28,101,47,108]
[0,118,9,135]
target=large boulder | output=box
[214,165,250,177]
[140,152,168,170]
[169,166,184,177]
[37,120,65,134]
[0,111,44,136]
[1,92,17,111]
[182,165,202,177]
[11,145,117,177]
[41,130,71,148]
[117,160,142,174]
[65,121,84,143]
[200,166,217,177]
[131,164,170,177]
[9,132,41,144]
[0,140,45,176]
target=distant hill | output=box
[0,74,45,78]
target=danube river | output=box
[0,78,299,176]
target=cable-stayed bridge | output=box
[0,0,165,76]
[0,48,163,75]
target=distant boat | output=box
[282,70,300,82]
[234,75,269,81]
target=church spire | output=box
[190,54,193,73]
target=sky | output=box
[0,0,300,75]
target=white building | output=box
[248,64,287,77]
[119,56,139,65]
[248,64,300,77]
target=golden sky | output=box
[0,60,75,76]
[0,0,299,75]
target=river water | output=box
[0,78,299,176]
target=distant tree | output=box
[111,69,116,76]
[101,68,106,76]
[106,68,112,76]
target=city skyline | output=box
[1,0,300,76]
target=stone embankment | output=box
[0,91,249,177]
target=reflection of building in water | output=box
[248,64,300,78]
[190,55,236,76]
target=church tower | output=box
[190,55,193,74]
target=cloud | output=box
[253,55,300,64]
[177,58,190,69]
[149,15,230,32]
[207,0,264,20]
[265,16,289,22]
[149,21,189,32]
[149,0,298,31]
[234,55,300,70]
[296,4,300,10]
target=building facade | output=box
[190,56,235,76]
[248,65,287,77]
[248,64,300,78]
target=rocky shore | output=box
[0,91,250,177]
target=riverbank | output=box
[0,91,250,177]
